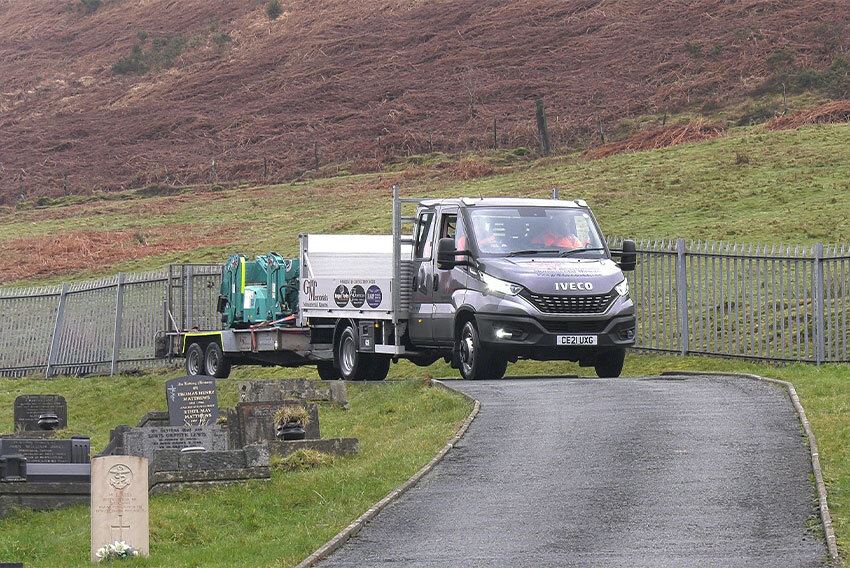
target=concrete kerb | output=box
[293,379,480,568]
[661,370,841,566]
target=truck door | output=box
[408,208,436,344]
[431,208,468,345]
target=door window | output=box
[413,211,435,259]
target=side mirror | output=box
[619,239,636,272]
[437,238,458,270]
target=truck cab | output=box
[406,197,636,380]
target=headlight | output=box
[614,278,630,297]
[481,272,523,296]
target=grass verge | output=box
[0,376,471,567]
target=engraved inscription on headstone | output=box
[91,455,149,562]
[122,426,228,462]
[166,376,219,427]
[14,395,67,431]
[0,438,90,464]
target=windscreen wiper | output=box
[559,247,607,257]
[506,249,561,257]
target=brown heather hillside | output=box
[0,0,847,201]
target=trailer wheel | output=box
[457,320,507,381]
[204,342,231,379]
[185,343,205,376]
[594,349,625,378]
[335,325,368,381]
[316,361,341,381]
[364,356,391,381]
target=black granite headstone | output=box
[0,437,90,464]
[14,395,67,431]
[166,376,219,427]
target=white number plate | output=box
[556,335,597,346]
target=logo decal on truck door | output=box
[555,282,593,291]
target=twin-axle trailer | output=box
[156,188,637,381]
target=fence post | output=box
[110,273,126,376]
[45,283,69,378]
[535,98,551,156]
[676,238,689,355]
[186,265,195,329]
[813,243,825,365]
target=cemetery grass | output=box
[0,377,472,567]
[2,122,850,285]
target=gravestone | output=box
[238,379,348,408]
[14,395,67,431]
[0,437,89,464]
[234,401,319,447]
[122,426,228,462]
[91,455,149,562]
[165,376,219,427]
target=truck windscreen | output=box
[467,207,606,258]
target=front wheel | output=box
[204,342,231,378]
[457,320,507,381]
[594,348,626,378]
[185,343,205,376]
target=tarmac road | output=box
[318,375,829,568]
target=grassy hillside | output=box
[2,122,849,286]
[0,0,847,199]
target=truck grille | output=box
[520,290,616,314]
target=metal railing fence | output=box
[1,239,849,377]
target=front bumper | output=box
[475,312,636,361]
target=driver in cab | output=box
[530,216,584,250]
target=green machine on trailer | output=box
[218,253,300,327]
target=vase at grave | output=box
[37,413,60,431]
[275,421,306,441]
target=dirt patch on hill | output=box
[1,225,238,283]
[765,100,850,130]
[584,120,726,159]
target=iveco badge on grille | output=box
[555,282,593,291]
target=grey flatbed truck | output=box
[157,187,637,380]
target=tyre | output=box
[334,325,368,381]
[594,348,625,378]
[185,343,205,376]
[204,342,231,378]
[457,320,508,381]
[364,356,391,381]
[316,361,341,380]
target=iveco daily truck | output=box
[157,187,637,380]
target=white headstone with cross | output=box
[90,455,149,562]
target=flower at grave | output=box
[273,405,310,428]
[95,540,139,561]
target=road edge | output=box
[294,379,480,568]
[662,370,840,565]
